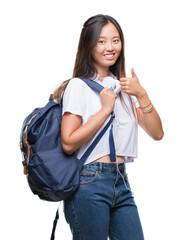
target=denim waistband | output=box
[83,161,125,173]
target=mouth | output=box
[104,53,115,60]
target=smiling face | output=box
[92,22,122,77]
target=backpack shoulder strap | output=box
[78,78,116,164]
[79,78,104,93]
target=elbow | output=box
[61,133,78,155]
[153,130,164,141]
[62,142,75,155]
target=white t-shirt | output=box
[62,74,140,165]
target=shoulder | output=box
[63,77,93,102]
[67,77,90,90]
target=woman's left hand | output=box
[120,68,145,97]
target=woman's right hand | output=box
[100,87,117,114]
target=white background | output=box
[1,0,183,239]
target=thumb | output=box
[131,68,136,78]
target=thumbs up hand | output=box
[120,68,145,97]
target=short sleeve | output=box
[62,78,86,120]
[131,96,140,109]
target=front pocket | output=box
[80,169,99,185]
[121,171,132,190]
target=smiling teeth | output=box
[106,54,114,57]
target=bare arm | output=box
[136,90,164,140]
[61,88,117,154]
[120,68,164,140]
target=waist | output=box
[95,155,124,164]
[83,161,125,173]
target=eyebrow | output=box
[99,36,120,39]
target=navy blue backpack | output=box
[20,78,116,202]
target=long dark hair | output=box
[53,14,135,117]
[73,14,126,79]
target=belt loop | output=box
[99,162,102,174]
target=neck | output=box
[97,67,109,79]
[98,72,110,82]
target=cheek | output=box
[117,44,122,54]
[93,43,106,54]
[92,47,104,62]
[92,52,100,64]
[115,46,122,58]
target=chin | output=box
[106,62,116,68]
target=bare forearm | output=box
[137,89,164,140]
[63,108,111,154]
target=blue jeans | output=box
[64,162,144,240]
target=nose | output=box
[106,41,114,51]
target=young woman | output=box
[54,14,164,240]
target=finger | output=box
[131,68,136,78]
[121,83,129,90]
[112,92,117,98]
[120,82,126,87]
[122,88,130,94]
[120,80,127,84]
[108,90,117,97]
[100,87,108,96]
[120,79,129,87]
[120,77,128,82]
[102,87,109,92]
[120,77,131,83]
[120,79,127,86]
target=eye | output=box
[113,39,120,43]
[98,40,105,44]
